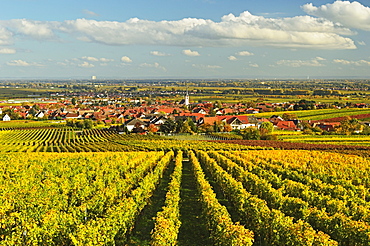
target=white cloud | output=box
[78,61,94,68]
[302,1,370,31]
[57,62,67,66]
[358,41,366,46]
[99,57,114,62]
[0,27,14,45]
[60,13,353,49]
[276,57,326,67]
[0,10,358,49]
[80,56,114,62]
[1,19,57,40]
[82,56,99,62]
[121,56,132,63]
[315,56,326,61]
[83,9,100,17]
[228,55,237,61]
[249,63,259,68]
[150,51,170,56]
[139,62,166,71]
[0,48,16,54]
[192,64,222,69]
[333,59,370,66]
[236,51,254,56]
[183,49,200,56]
[6,59,42,66]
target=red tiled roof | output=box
[178,113,204,120]
[203,117,219,125]
[276,121,297,130]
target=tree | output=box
[362,125,370,135]
[213,121,224,132]
[214,100,222,108]
[179,120,193,134]
[175,119,184,133]
[32,104,40,111]
[293,99,315,110]
[75,121,84,128]
[198,123,214,133]
[282,113,298,120]
[147,124,158,133]
[132,122,146,133]
[28,107,37,116]
[259,121,274,135]
[66,119,76,127]
[1,108,20,120]
[187,119,198,133]
[336,116,363,135]
[160,119,176,133]
[240,128,260,140]
[244,101,257,109]
[83,119,93,129]
[223,124,233,132]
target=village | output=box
[1,90,369,136]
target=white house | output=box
[35,111,45,118]
[2,114,11,121]
[125,119,146,132]
[222,116,256,130]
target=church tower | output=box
[184,84,190,106]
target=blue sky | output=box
[0,0,369,79]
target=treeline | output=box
[215,89,342,96]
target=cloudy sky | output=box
[0,0,369,79]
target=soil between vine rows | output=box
[126,156,212,245]
[126,159,175,245]
[178,158,212,246]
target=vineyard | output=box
[1,126,370,245]
[4,127,370,154]
[0,128,269,152]
[208,139,370,159]
[0,120,64,130]
[248,108,370,121]
[1,148,370,245]
[279,134,370,147]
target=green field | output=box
[0,87,61,99]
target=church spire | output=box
[185,82,189,106]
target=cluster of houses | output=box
[2,97,370,133]
[0,102,339,133]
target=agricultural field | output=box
[2,149,370,245]
[0,120,65,130]
[2,126,370,245]
[0,128,266,153]
[248,108,370,121]
[179,94,370,104]
[0,87,60,99]
[279,134,370,147]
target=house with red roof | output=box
[200,115,257,130]
[312,122,340,132]
[152,107,182,115]
[192,107,208,114]
[178,113,204,120]
[276,121,298,131]
[217,108,235,115]
[65,112,81,119]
